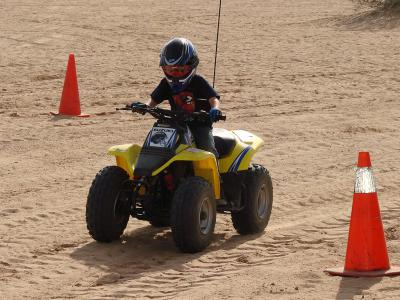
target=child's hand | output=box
[129,101,148,109]
[209,108,222,122]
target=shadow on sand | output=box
[337,6,400,30]
[70,223,262,285]
[335,276,382,299]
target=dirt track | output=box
[1,0,400,299]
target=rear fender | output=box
[152,148,221,199]
[108,144,142,179]
[219,130,264,173]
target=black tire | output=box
[86,166,131,242]
[171,177,216,253]
[231,164,273,234]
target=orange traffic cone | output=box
[51,53,89,117]
[325,152,400,277]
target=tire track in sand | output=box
[51,198,381,300]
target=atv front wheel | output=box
[86,166,131,242]
[231,164,273,234]
[171,177,216,253]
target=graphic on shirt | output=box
[172,91,196,113]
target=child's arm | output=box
[209,97,222,122]
[209,97,220,109]
[146,98,159,108]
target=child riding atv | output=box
[138,37,222,158]
[85,38,273,253]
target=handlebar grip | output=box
[219,115,226,121]
[116,107,132,111]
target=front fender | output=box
[108,144,142,179]
[152,148,221,199]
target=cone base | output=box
[325,266,400,277]
[50,112,90,118]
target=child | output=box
[146,37,222,158]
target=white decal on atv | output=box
[183,128,193,145]
[186,147,202,153]
[148,127,177,148]
[234,130,255,143]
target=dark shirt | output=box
[151,74,220,127]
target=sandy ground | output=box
[1,0,400,299]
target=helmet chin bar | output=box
[165,68,196,93]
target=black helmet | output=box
[159,38,199,93]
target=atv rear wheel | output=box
[171,177,216,253]
[86,166,131,242]
[231,164,273,234]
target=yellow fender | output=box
[152,148,221,200]
[108,144,221,199]
[219,130,264,174]
[108,144,141,179]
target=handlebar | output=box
[117,103,226,122]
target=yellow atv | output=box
[86,103,273,253]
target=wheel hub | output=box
[199,197,213,235]
[257,184,268,219]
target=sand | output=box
[1,0,400,299]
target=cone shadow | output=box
[335,277,382,300]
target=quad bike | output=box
[86,102,273,253]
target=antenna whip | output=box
[213,0,222,88]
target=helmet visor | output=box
[162,65,192,79]
[164,68,196,93]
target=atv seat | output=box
[213,128,236,158]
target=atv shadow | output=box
[70,220,262,284]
